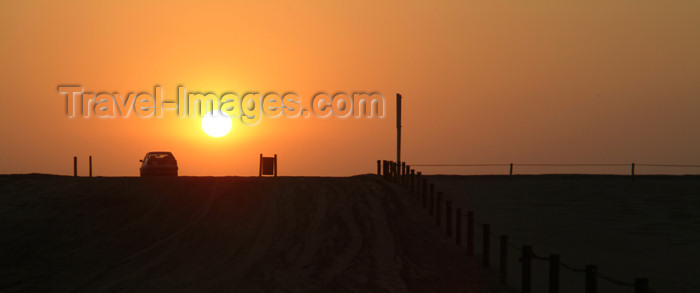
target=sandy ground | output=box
[0,174,511,292]
[426,175,700,293]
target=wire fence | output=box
[378,159,669,293]
[409,162,700,176]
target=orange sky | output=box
[1,0,699,176]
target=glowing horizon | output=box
[1,0,699,176]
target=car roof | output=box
[146,151,173,155]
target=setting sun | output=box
[201,110,232,137]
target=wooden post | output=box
[500,235,508,284]
[389,161,393,181]
[522,245,533,293]
[259,154,262,177]
[634,278,649,293]
[631,163,635,176]
[377,160,381,175]
[406,166,411,188]
[401,162,406,186]
[482,224,490,268]
[396,93,401,180]
[422,178,428,207]
[389,161,394,181]
[585,265,597,293]
[416,172,422,198]
[89,156,92,177]
[394,162,399,183]
[274,154,278,177]
[387,161,392,180]
[382,160,386,178]
[73,156,77,177]
[445,200,453,237]
[467,211,474,255]
[436,192,443,225]
[429,184,435,217]
[455,208,462,245]
[386,161,390,180]
[549,254,560,293]
[509,163,513,175]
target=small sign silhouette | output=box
[259,154,277,177]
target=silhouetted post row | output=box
[373,158,657,293]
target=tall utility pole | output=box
[396,93,402,172]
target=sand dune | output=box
[0,175,505,292]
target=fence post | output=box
[631,163,635,176]
[387,161,391,180]
[467,211,474,255]
[456,208,462,245]
[522,245,532,293]
[446,200,453,237]
[393,162,398,183]
[482,224,490,268]
[436,192,443,226]
[585,265,597,293]
[429,184,435,217]
[405,165,410,188]
[394,161,398,183]
[382,160,387,179]
[422,178,428,207]
[389,161,393,181]
[549,254,559,293]
[89,156,92,177]
[401,162,406,185]
[416,171,422,199]
[510,163,513,175]
[73,156,77,177]
[500,235,508,284]
[634,278,649,293]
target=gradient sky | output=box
[1,0,699,176]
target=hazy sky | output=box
[1,0,699,176]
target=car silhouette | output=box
[139,152,178,177]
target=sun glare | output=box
[201,110,233,137]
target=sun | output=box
[201,110,233,137]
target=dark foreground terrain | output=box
[0,174,505,292]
